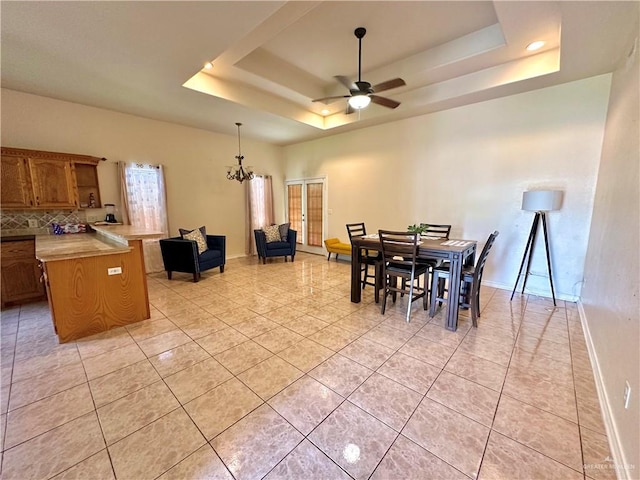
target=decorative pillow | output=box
[180,226,208,255]
[179,225,206,238]
[278,222,290,242]
[263,224,281,243]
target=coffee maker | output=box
[104,204,117,223]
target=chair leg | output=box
[374,262,382,304]
[220,265,225,273]
[405,277,414,323]
[167,271,172,280]
[327,252,331,261]
[262,257,266,264]
[423,272,429,311]
[429,272,438,317]
[193,272,199,282]
[291,255,295,262]
[437,278,445,306]
[380,284,388,315]
[335,254,339,261]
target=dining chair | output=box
[429,230,499,327]
[419,223,451,239]
[379,230,430,323]
[346,223,382,299]
[406,223,452,297]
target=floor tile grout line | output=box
[473,294,526,478]
[480,297,588,477]
[2,257,601,480]
[567,300,589,478]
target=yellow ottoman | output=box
[324,238,352,261]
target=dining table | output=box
[350,234,478,331]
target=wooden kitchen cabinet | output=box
[29,157,77,208]
[74,162,102,208]
[0,147,103,210]
[1,237,46,308]
[1,155,35,208]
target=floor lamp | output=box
[510,190,563,306]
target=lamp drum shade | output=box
[522,190,563,212]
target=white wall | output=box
[1,89,285,257]
[580,29,639,477]
[283,75,612,300]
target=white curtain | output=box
[245,175,274,255]
[119,162,169,273]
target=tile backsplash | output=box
[1,209,91,236]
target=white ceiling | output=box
[1,1,638,146]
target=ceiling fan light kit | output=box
[348,94,371,109]
[312,27,405,114]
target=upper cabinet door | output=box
[28,158,77,208]
[0,155,35,208]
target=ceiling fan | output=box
[312,27,406,114]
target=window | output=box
[119,162,168,272]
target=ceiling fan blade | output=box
[312,95,350,104]
[370,95,400,109]
[335,75,356,91]
[372,78,406,93]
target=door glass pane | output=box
[306,183,323,247]
[287,184,303,243]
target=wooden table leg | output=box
[351,244,362,303]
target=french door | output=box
[286,177,326,255]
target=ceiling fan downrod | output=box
[355,27,366,83]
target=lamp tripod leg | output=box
[511,213,540,301]
[541,213,557,306]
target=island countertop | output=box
[36,233,131,262]
[89,224,165,241]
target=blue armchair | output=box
[254,229,297,264]
[159,234,225,282]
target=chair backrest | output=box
[472,230,499,285]
[419,223,451,239]
[378,230,420,269]
[346,223,367,242]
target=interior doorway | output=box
[285,177,326,255]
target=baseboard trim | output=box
[482,280,579,302]
[577,300,631,480]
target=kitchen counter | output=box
[37,231,150,342]
[35,232,131,262]
[89,224,165,242]
[1,234,36,243]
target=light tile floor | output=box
[0,253,617,479]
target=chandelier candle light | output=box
[226,122,254,183]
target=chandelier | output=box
[226,122,254,183]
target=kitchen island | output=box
[36,227,159,342]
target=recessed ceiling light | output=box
[526,41,545,51]
[204,62,213,69]
[321,109,330,115]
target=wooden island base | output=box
[38,234,151,343]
